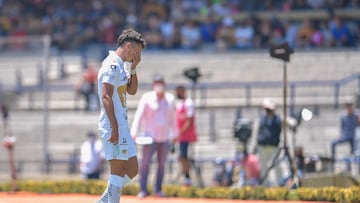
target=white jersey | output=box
[98,50,130,131]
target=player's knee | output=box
[128,168,138,179]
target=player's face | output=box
[127,42,142,63]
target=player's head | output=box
[176,85,186,100]
[117,28,146,48]
[117,28,146,62]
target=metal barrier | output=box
[8,72,360,112]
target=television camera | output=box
[233,118,252,144]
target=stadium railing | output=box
[5,72,360,112]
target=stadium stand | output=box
[0,0,359,52]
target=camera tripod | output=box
[169,144,205,187]
[259,57,299,188]
[258,142,298,187]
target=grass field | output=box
[0,192,331,203]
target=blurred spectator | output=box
[255,19,272,48]
[143,14,162,50]
[216,16,235,51]
[296,19,314,48]
[131,75,177,198]
[347,0,360,8]
[306,0,325,9]
[331,100,360,163]
[292,0,311,10]
[175,85,198,186]
[331,16,355,47]
[141,0,166,20]
[0,0,360,51]
[213,157,234,187]
[160,16,176,49]
[126,4,139,28]
[310,21,324,47]
[214,148,260,188]
[181,0,205,16]
[234,19,254,49]
[284,20,299,48]
[1,104,15,151]
[234,149,261,187]
[76,64,98,111]
[319,19,334,47]
[200,14,219,44]
[1,104,17,192]
[169,0,185,20]
[9,21,28,50]
[269,17,286,46]
[79,131,105,180]
[256,98,288,187]
[180,19,201,50]
[211,0,231,17]
[270,28,286,46]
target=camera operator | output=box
[256,98,285,187]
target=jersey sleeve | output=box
[102,64,119,86]
[185,98,195,118]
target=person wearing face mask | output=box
[174,85,197,186]
[131,75,177,198]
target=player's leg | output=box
[125,156,138,179]
[96,159,126,203]
[96,129,129,203]
[123,137,139,185]
[154,142,169,196]
[105,130,138,203]
[138,144,156,198]
[179,142,191,185]
[331,137,348,161]
[106,159,127,203]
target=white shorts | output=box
[99,127,137,161]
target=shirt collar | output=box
[109,50,124,65]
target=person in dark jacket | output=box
[256,98,286,187]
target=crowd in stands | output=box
[1,0,360,51]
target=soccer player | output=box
[96,28,146,203]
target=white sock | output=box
[123,175,131,186]
[108,175,123,203]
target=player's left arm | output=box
[127,47,141,95]
[170,96,179,140]
[179,100,195,135]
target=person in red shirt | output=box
[76,65,98,111]
[175,85,197,186]
[238,149,260,187]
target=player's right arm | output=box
[102,83,119,144]
[130,94,146,139]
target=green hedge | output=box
[0,180,359,202]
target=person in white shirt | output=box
[97,28,146,203]
[80,131,105,179]
[131,75,177,198]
